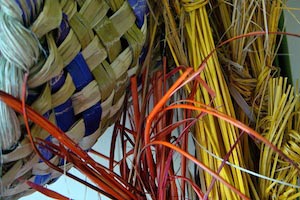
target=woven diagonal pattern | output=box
[0,0,147,199]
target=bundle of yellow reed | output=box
[159,0,252,198]
[211,1,300,199]
[156,0,300,199]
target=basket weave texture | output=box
[0,0,147,199]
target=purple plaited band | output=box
[128,0,148,28]
[66,53,102,136]
[14,0,45,26]
[55,13,70,46]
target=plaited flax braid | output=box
[0,0,147,199]
[0,0,43,151]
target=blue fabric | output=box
[56,13,70,46]
[54,99,75,132]
[34,173,51,185]
[33,0,45,19]
[43,110,51,119]
[139,46,148,64]
[128,0,148,28]
[25,0,34,23]
[38,136,53,162]
[27,86,43,104]
[58,157,65,166]
[15,0,41,26]
[66,53,93,91]
[15,0,27,25]
[50,71,65,93]
[83,103,102,136]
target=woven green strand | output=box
[0,12,40,71]
[0,57,23,150]
[0,1,41,150]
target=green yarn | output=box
[0,12,40,71]
[0,0,24,23]
[0,0,45,26]
[0,57,23,150]
[0,1,42,150]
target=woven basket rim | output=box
[0,0,147,199]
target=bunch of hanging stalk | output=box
[155,0,300,199]
[1,0,300,199]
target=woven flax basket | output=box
[0,0,147,199]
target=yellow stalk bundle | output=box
[215,0,284,122]
[210,0,300,199]
[181,0,251,199]
[158,0,299,199]
[258,77,300,199]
